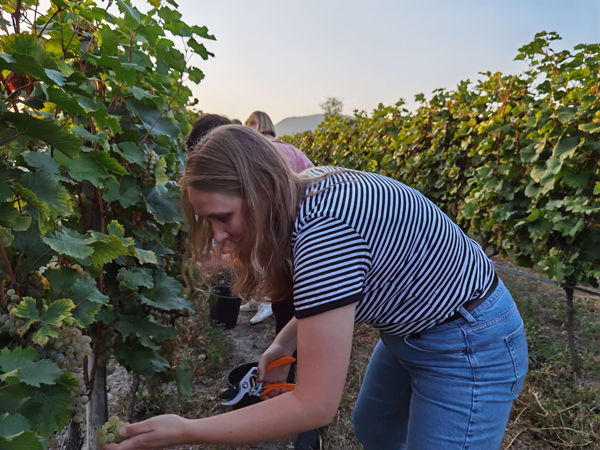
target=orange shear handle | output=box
[262,356,297,396]
[265,356,296,372]
[262,382,295,396]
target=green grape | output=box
[97,416,129,448]
[6,289,15,297]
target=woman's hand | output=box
[256,342,293,399]
[102,415,189,450]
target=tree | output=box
[320,97,343,117]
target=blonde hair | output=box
[181,125,309,301]
[244,111,276,138]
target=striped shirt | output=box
[292,168,496,336]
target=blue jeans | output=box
[353,278,528,450]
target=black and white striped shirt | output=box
[292,169,496,336]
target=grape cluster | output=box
[142,149,162,187]
[97,324,115,367]
[116,272,134,293]
[97,416,129,447]
[0,289,22,337]
[24,271,46,299]
[0,226,14,248]
[73,264,90,278]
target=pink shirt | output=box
[270,139,314,173]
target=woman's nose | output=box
[212,226,229,243]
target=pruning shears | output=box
[220,356,296,406]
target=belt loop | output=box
[458,306,477,326]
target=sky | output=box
[170,0,600,124]
[33,0,600,124]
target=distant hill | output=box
[275,113,353,137]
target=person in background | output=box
[186,114,232,152]
[244,111,313,173]
[231,118,242,125]
[240,111,314,328]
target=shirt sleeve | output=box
[293,216,372,318]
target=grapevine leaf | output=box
[127,101,179,138]
[67,154,112,187]
[0,412,30,438]
[118,267,154,290]
[0,112,81,158]
[141,270,192,311]
[1,376,74,435]
[578,122,600,133]
[28,299,75,345]
[103,178,141,208]
[43,266,80,292]
[21,171,73,219]
[0,347,63,387]
[42,229,94,259]
[114,341,169,376]
[154,157,168,185]
[71,125,110,150]
[130,86,157,101]
[11,183,51,234]
[22,152,59,174]
[72,278,109,304]
[14,222,54,271]
[145,184,182,224]
[116,142,147,167]
[114,315,176,348]
[89,235,132,265]
[175,365,193,398]
[71,300,103,327]
[187,37,213,60]
[11,298,39,333]
[107,221,125,237]
[0,430,45,450]
[133,247,157,264]
[552,135,579,161]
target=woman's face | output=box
[187,188,246,244]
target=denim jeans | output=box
[353,278,528,450]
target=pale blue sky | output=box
[175,0,600,123]
[35,1,600,123]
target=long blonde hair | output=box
[244,111,277,138]
[181,125,311,301]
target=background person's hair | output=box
[180,125,307,301]
[244,111,276,138]
[231,119,242,125]
[186,114,232,152]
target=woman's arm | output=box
[105,303,356,449]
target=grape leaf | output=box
[114,315,176,348]
[72,278,109,304]
[175,365,193,398]
[118,267,153,290]
[133,247,157,264]
[114,341,169,376]
[21,171,73,219]
[43,266,79,292]
[42,229,94,259]
[0,347,63,387]
[71,300,103,327]
[22,152,59,174]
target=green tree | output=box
[320,96,344,117]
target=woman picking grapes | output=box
[104,125,528,450]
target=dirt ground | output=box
[104,261,600,450]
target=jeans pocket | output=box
[402,333,467,354]
[504,322,528,394]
